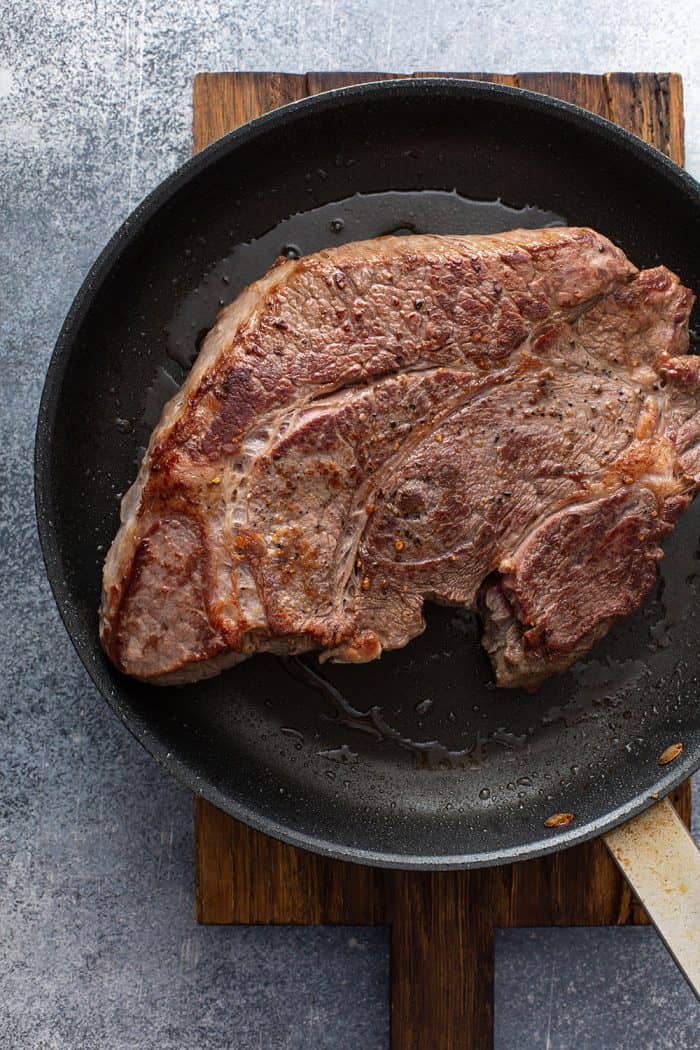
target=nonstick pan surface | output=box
[35,79,700,868]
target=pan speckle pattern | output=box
[3,2,700,1048]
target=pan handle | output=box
[604,797,700,998]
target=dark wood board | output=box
[191,71,689,1049]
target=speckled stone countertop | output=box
[2,3,700,1047]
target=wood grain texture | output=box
[192,72,308,150]
[515,72,609,117]
[195,796,385,925]
[604,73,685,163]
[306,71,410,93]
[192,71,690,1049]
[387,868,505,1050]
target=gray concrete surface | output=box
[2,2,700,1047]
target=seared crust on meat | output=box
[99,228,699,686]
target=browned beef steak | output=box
[100,228,700,687]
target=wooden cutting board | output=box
[191,71,690,1050]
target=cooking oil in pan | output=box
[284,654,527,771]
[165,188,565,372]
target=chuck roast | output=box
[100,228,700,688]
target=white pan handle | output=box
[604,797,700,998]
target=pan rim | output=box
[34,76,700,869]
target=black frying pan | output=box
[35,79,700,869]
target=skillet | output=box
[35,78,700,870]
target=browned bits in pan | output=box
[544,812,575,828]
[658,742,683,765]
